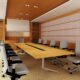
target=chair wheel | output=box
[65,62,68,65]
[68,67,71,70]
[69,72,72,74]
[2,75,5,77]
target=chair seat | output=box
[7,53,17,56]
[11,56,21,61]
[6,52,16,54]
[6,50,15,53]
[67,56,80,64]
[15,64,29,75]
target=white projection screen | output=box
[7,19,30,37]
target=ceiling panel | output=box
[32,0,80,22]
[7,0,68,20]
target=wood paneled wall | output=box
[31,22,41,43]
[6,37,31,43]
[41,11,80,42]
[0,21,5,41]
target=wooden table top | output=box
[16,43,74,59]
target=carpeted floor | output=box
[19,53,80,80]
[0,52,80,80]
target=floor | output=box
[0,52,80,80]
[19,53,80,80]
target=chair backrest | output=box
[0,41,4,60]
[47,40,50,46]
[50,40,56,46]
[75,41,80,56]
[60,41,68,49]
[67,42,75,51]
[42,39,48,44]
[38,38,42,43]
[0,43,8,74]
[55,41,60,48]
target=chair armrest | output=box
[8,60,22,64]
[7,54,18,57]
[68,49,75,52]
[50,46,56,47]
[11,60,22,64]
[62,48,68,50]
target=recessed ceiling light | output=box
[33,5,38,8]
[25,4,30,7]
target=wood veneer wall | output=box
[31,22,41,43]
[6,36,31,42]
[0,20,5,41]
[41,11,80,42]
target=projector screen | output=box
[7,19,30,31]
[7,19,30,37]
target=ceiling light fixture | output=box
[33,5,38,8]
[25,4,30,7]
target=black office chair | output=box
[1,42,29,80]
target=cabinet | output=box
[31,22,41,43]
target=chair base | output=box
[6,69,26,80]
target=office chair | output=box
[2,54,29,80]
[42,39,48,45]
[60,40,68,49]
[56,40,68,59]
[10,63,29,80]
[5,45,18,58]
[49,40,60,65]
[55,41,60,48]
[55,40,68,65]
[47,40,50,46]
[67,42,75,52]
[38,38,42,44]
[50,39,56,47]
[50,40,68,66]
[5,44,13,51]
[67,41,80,74]
[5,45,21,66]
[1,42,29,80]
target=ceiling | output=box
[6,0,69,20]
[0,0,7,20]
[32,0,80,22]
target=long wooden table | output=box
[16,42,74,72]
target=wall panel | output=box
[41,12,80,42]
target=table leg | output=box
[42,58,58,72]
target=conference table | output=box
[16,42,74,72]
